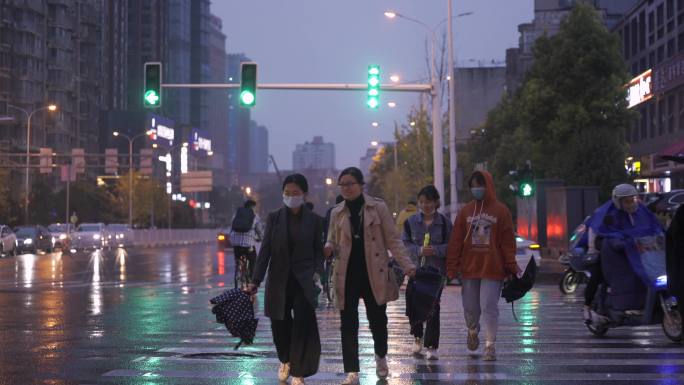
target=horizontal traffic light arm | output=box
[161,83,432,92]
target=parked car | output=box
[48,223,73,250]
[106,223,134,248]
[14,226,53,254]
[516,234,542,271]
[216,228,231,249]
[71,223,108,251]
[0,225,17,257]
[646,189,684,228]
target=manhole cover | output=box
[181,352,261,360]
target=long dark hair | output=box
[338,167,364,185]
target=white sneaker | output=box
[278,362,290,382]
[425,348,439,360]
[341,372,360,385]
[375,354,389,379]
[292,377,305,385]
[411,337,423,354]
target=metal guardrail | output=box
[132,229,217,247]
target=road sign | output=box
[39,148,52,174]
[139,148,153,175]
[180,170,213,193]
[72,148,85,174]
[105,148,118,174]
[60,164,76,182]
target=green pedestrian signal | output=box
[143,62,162,108]
[240,62,257,108]
[520,182,534,197]
[517,165,535,198]
[367,65,380,109]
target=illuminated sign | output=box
[181,146,188,174]
[190,129,212,153]
[149,116,175,145]
[626,69,653,108]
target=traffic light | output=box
[367,65,380,109]
[143,62,162,108]
[240,62,257,108]
[518,166,535,198]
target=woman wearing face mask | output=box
[401,185,452,360]
[249,173,324,385]
[446,170,520,361]
[324,167,416,385]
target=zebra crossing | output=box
[100,283,684,384]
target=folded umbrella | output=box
[210,288,259,349]
[501,257,537,321]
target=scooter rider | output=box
[581,184,640,323]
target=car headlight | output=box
[218,234,225,241]
[118,233,124,238]
[59,234,67,240]
[93,234,101,240]
[656,275,668,287]
[23,238,33,245]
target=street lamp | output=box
[113,130,152,228]
[8,103,58,224]
[390,74,400,83]
[385,6,473,215]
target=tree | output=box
[470,3,633,201]
[0,169,19,226]
[54,180,117,224]
[113,171,170,228]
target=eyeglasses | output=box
[337,182,359,188]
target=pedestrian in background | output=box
[446,170,520,361]
[402,185,452,360]
[396,199,418,234]
[248,173,324,385]
[324,167,416,385]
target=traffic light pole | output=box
[161,83,431,92]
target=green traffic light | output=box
[240,90,255,106]
[144,90,159,105]
[521,183,533,197]
[367,98,379,109]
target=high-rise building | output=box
[166,0,192,128]
[207,14,228,187]
[249,121,269,174]
[226,53,251,184]
[453,66,507,143]
[293,136,335,171]
[101,0,128,112]
[0,1,103,155]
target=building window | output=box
[624,24,631,58]
[659,99,666,136]
[640,11,647,50]
[658,4,665,27]
[668,0,675,19]
[632,18,639,55]
[669,94,676,133]
[640,57,647,72]
[649,11,655,33]
[650,51,656,67]
[649,103,656,138]
[658,44,665,63]
[680,90,684,130]
[669,38,676,57]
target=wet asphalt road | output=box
[0,244,683,385]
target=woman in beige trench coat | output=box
[324,167,416,385]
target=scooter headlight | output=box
[656,275,668,287]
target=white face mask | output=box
[283,195,304,209]
[420,207,436,215]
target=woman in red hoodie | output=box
[446,170,520,361]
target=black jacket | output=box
[666,205,684,298]
[252,206,324,320]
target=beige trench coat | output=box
[325,193,416,310]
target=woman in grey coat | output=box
[249,173,324,385]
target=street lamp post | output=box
[113,130,150,228]
[386,7,473,215]
[8,104,57,224]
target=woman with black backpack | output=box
[402,185,452,360]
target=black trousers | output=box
[584,263,604,306]
[340,269,388,373]
[233,246,256,287]
[271,274,321,378]
[410,287,442,349]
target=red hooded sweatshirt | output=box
[446,170,520,281]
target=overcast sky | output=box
[213,1,534,171]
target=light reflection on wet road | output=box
[1,244,683,384]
